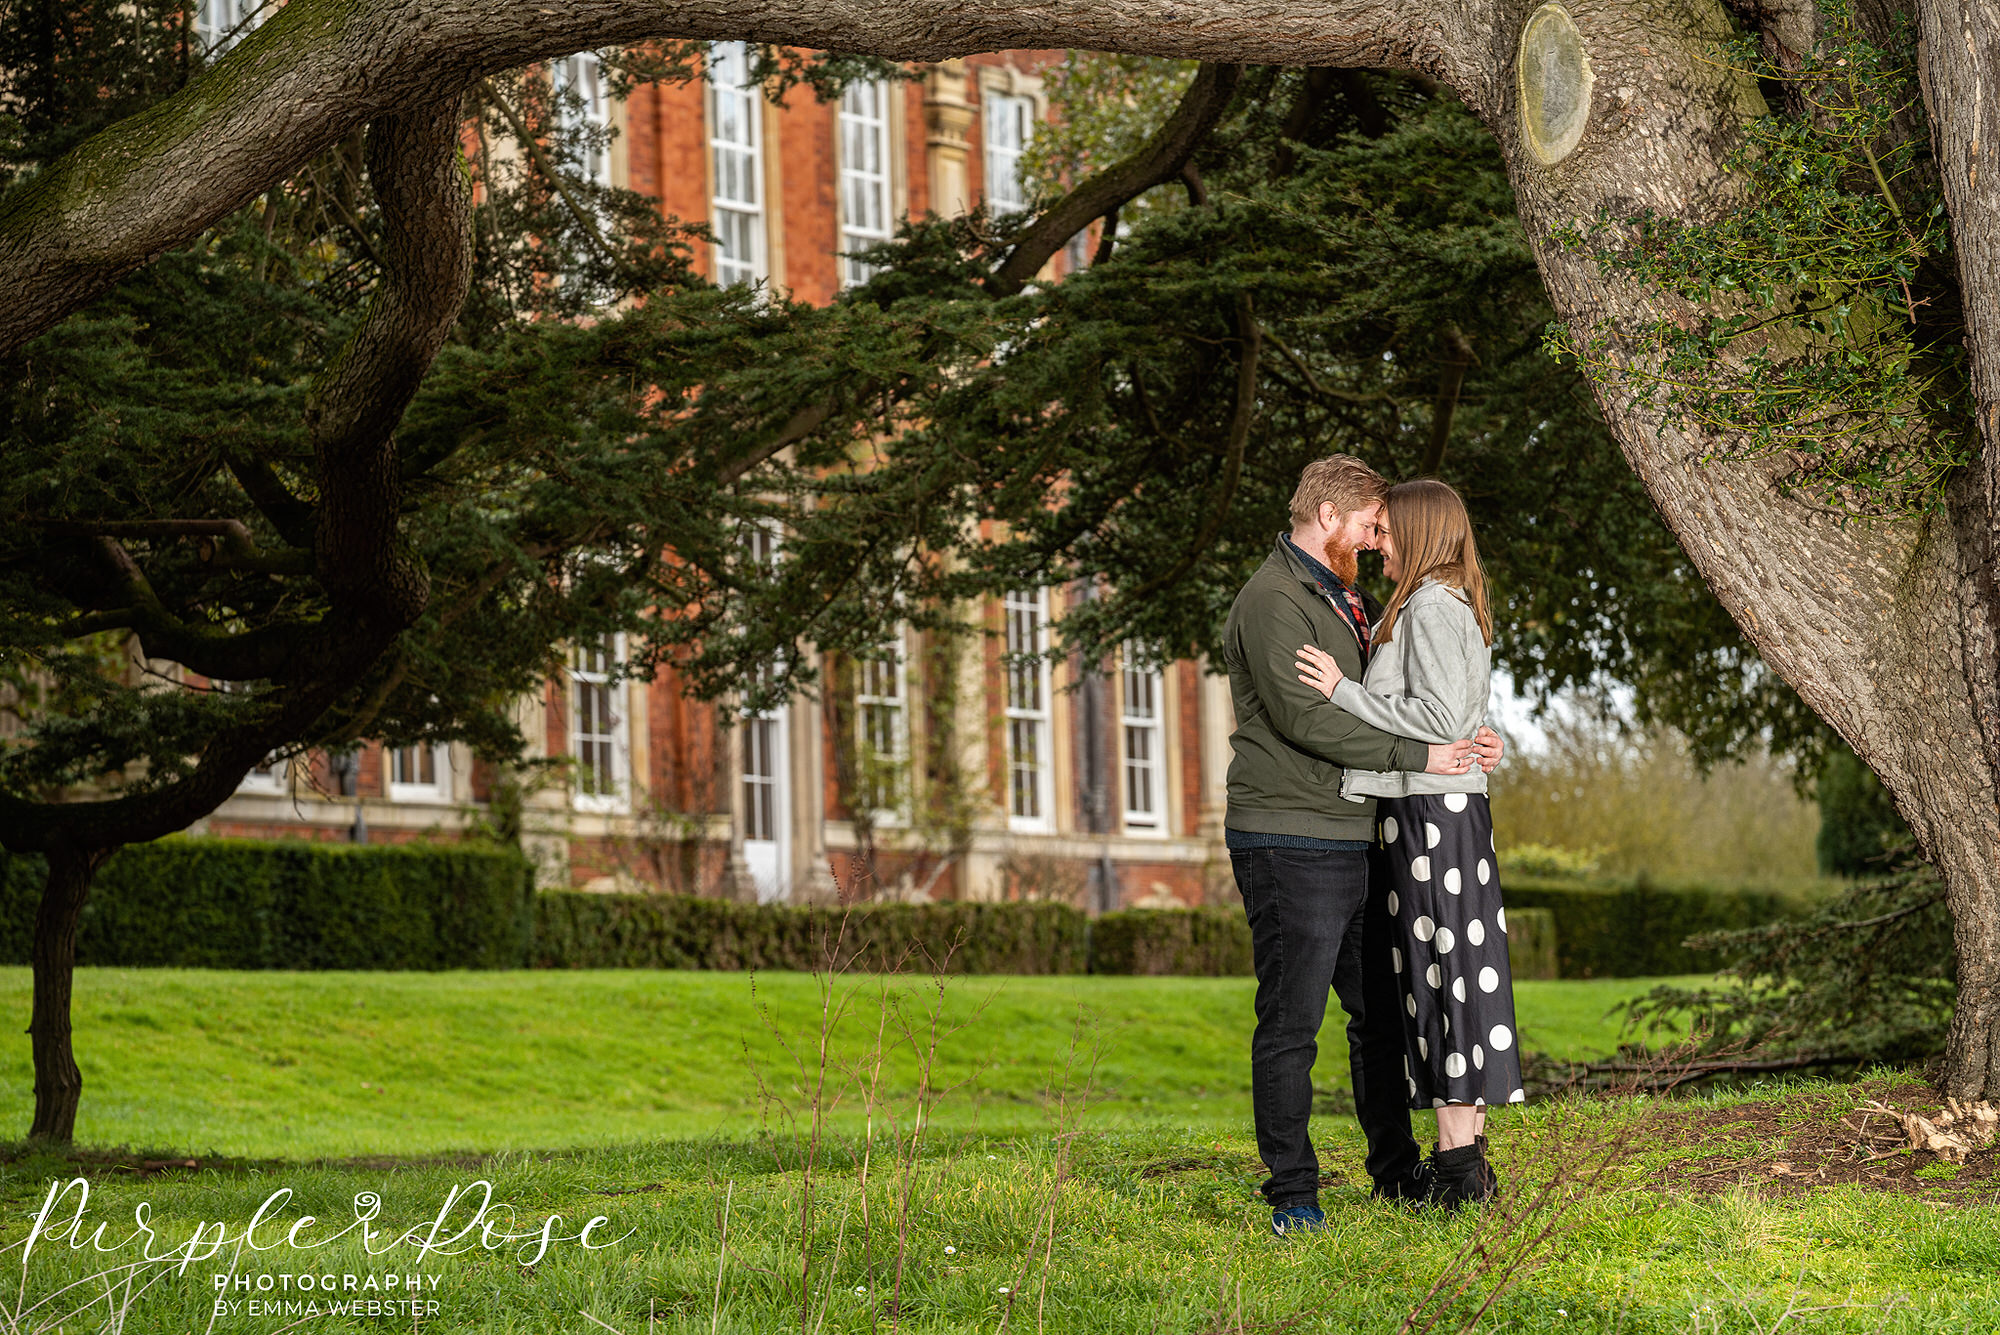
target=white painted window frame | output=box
[853,627,909,823]
[838,78,895,287]
[552,50,614,188]
[386,743,453,804]
[738,522,792,899]
[707,41,766,288]
[982,91,1034,216]
[569,634,631,814]
[1119,643,1167,835]
[1004,588,1053,832]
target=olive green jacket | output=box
[1222,536,1430,841]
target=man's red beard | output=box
[1321,534,1361,587]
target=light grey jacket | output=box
[1335,578,1491,801]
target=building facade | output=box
[198,46,1240,911]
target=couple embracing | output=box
[1222,454,1520,1233]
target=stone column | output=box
[722,714,755,902]
[1197,669,1234,840]
[923,60,976,219]
[950,600,1006,901]
[795,684,840,904]
[516,686,573,889]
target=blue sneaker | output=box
[1270,1202,1326,1236]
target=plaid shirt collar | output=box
[1281,533,1372,660]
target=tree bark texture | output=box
[3,1,1999,1086]
[28,845,108,1143]
[1913,0,2000,1096]
[1481,0,2000,1098]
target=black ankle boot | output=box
[1425,1142,1497,1211]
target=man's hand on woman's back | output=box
[1424,740,1476,775]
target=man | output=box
[1223,454,1501,1234]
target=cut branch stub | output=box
[1517,3,1593,166]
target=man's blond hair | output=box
[1288,454,1389,528]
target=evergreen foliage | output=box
[1625,852,1951,1066]
[1815,746,1912,876]
[623,61,1821,762]
[1549,2,1969,515]
[0,34,1822,822]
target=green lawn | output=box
[2,969,1995,1333]
[1,1078,1996,1332]
[0,967,1674,1159]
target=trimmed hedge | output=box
[1089,908,1252,976]
[1505,908,1559,982]
[0,837,1820,981]
[1503,875,1823,978]
[532,893,1091,974]
[0,839,533,970]
[1086,905,1561,981]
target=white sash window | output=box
[742,672,784,847]
[1120,644,1166,833]
[854,630,908,815]
[983,92,1034,216]
[707,42,766,288]
[740,525,790,901]
[839,80,895,286]
[1004,589,1053,831]
[553,51,613,188]
[569,635,630,813]
[387,744,452,804]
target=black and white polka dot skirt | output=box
[1373,792,1525,1109]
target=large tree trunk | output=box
[28,845,109,1143]
[1486,1,2000,1095]
[2,0,1998,1086]
[1911,0,2000,1095]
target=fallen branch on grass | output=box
[1522,1050,1866,1098]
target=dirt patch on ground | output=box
[1139,1153,1264,1180]
[1643,1074,2000,1205]
[0,1145,492,1180]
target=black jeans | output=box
[1233,846,1422,1207]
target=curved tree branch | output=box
[1127,294,1259,600]
[307,96,474,629]
[987,61,1243,298]
[0,1,1482,356]
[1090,207,1119,266]
[1418,323,1475,475]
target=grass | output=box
[1,969,1996,1332]
[0,968,1679,1159]
[2,1080,1998,1332]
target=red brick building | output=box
[200,46,1238,911]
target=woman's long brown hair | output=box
[1375,479,1493,646]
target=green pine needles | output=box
[1548,4,1971,516]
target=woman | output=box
[1294,478,1522,1209]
